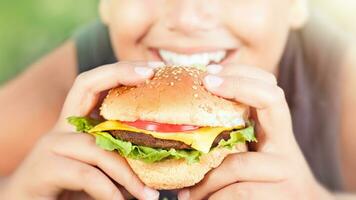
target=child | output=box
[1,0,355,199]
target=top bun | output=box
[100,66,249,127]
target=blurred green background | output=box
[0,0,98,84]
[0,0,355,85]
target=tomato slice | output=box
[121,120,200,133]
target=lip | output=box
[149,47,239,65]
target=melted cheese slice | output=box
[89,121,242,153]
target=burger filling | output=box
[110,130,232,150]
[68,116,256,163]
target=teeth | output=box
[158,49,227,69]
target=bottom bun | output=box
[126,143,247,190]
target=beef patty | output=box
[109,130,232,150]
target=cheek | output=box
[223,1,291,72]
[109,0,156,59]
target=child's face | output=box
[100,0,307,73]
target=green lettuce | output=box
[67,116,256,163]
[92,131,201,163]
[67,116,101,132]
[218,122,256,149]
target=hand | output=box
[2,62,164,200]
[178,64,333,200]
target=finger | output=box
[208,182,287,200]
[206,64,277,85]
[58,184,134,200]
[113,177,136,199]
[57,61,164,129]
[52,133,160,200]
[181,152,289,200]
[203,75,288,113]
[203,75,296,151]
[47,156,124,200]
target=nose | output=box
[165,0,219,35]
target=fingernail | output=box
[178,189,190,200]
[143,187,160,200]
[134,66,154,77]
[204,75,224,89]
[147,61,165,69]
[207,64,222,74]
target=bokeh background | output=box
[0,0,98,84]
[0,0,355,84]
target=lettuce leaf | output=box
[67,116,256,163]
[218,123,256,149]
[67,116,101,132]
[93,131,201,163]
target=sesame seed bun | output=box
[100,66,249,127]
[100,66,250,189]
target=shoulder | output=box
[0,40,77,174]
[33,40,78,89]
[339,30,356,191]
[302,13,356,189]
[10,40,78,91]
[338,24,356,119]
[342,39,356,80]
[340,39,356,136]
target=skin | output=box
[0,41,77,175]
[340,44,356,191]
[101,0,306,73]
[1,62,161,200]
[0,0,355,199]
[178,64,332,200]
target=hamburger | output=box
[68,66,256,189]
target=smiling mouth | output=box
[150,48,237,69]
